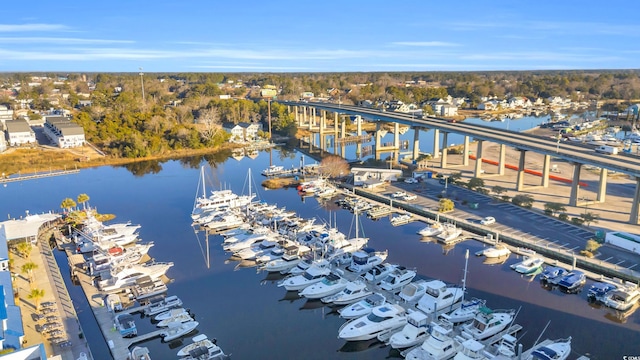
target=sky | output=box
[1,0,639,73]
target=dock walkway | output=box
[0,169,80,183]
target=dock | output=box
[367,205,394,219]
[0,168,80,183]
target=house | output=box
[222,122,263,143]
[0,132,6,153]
[440,105,458,117]
[43,116,86,148]
[0,105,13,129]
[77,100,92,107]
[300,91,314,99]
[351,167,403,186]
[5,119,35,146]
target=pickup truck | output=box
[391,191,407,198]
[402,194,417,201]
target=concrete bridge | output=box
[282,101,640,224]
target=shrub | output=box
[571,217,585,226]
[558,213,569,221]
[580,250,594,258]
[500,195,511,202]
[543,209,553,216]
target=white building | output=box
[0,105,13,130]
[5,120,35,146]
[351,167,402,187]
[43,116,86,148]
[440,105,458,117]
[0,132,6,153]
[222,122,263,143]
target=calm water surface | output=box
[1,147,638,360]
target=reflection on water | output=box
[338,338,386,353]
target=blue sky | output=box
[1,0,638,72]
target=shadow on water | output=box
[279,291,302,303]
[260,272,287,285]
[299,299,326,311]
[338,339,386,353]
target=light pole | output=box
[139,67,145,102]
[556,130,561,153]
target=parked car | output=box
[480,216,496,225]
[391,191,407,198]
[404,178,418,184]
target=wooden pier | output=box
[367,205,394,219]
[0,168,80,183]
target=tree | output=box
[60,198,77,213]
[15,242,33,259]
[491,185,506,197]
[580,212,599,227]
[467,177,485,190]
[28,288,45,310]
[438,198,455,212]
[21,262,38,287]
[512,194,534,208]
[449,172,463,184]
[319,155,349,178]
[77,194,90,210]
[544,202,566,216]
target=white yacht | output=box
[403,321,460,360]
[339,293,387,320]
[388,310,430,349]
[129,346,151,360]
[160,320,199,342]
[299,271,349,299]
[223,233,271,253]
[454,339,487,360]
[145,295,183,316]
[261,245,310,273]
[154,307,189,322]
[278,263,331,291]
[524,337,572,360]
[347,248,388,273]
[287,257,330,276]
[364,263,398,285]
[321,279,372,305]
[234,239,278,260]
[510,256,544,275]
[399,279,429,303]
[417,222,444,237]
[380,267,417,293]
[98,262,173,293]
[262,164,285,176]
[255,246,286,264]
[416,280,463,315]
[436,223,462,243]
[476,243,511,258]
[440,298,486,324]
[601,287,640,311]
[461,307,515,341]
[338,303,407,341]
[204,213,245,232]
[177,334,222,357]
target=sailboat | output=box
[441,250,486,324]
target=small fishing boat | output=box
[160,320,199,342]
[510,256,544,275]
[129,346,151,360]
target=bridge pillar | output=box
[295,106,299,126]
[597,168,608,202]
[433,129,440,159]
[516,150,527,191]
[311,107,317,127]
[319,110,326,135]
[541,154,550,187]
[569,163,582,207]
[341,143,346,159]
[341,117,346,138]
[463,136,469,166]
[302,106,307,127]
[394,123,400,149]
[356,115,362,136]
[474,140,484,177]
[498,144,506,176]
[412,127,420,160]
[630,177,640,224]
[441,132,449,169]
[334,112,338,134]
[374,122,382,155]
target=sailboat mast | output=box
[462,249,469,297]
[201,166,206,198]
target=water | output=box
[1,147,638,360]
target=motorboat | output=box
[485,333,517,358]
[223,233,271,253]
[587,282,617,302]
[314,186,337,198]
[156,311,194,327]
[115,313,137,338]
[261,245,310,273]
[440,298,486,324]
[380,267,417,293]
[104,293,123,313]
[600,287,640,311]
[204,214,245,232]
[160,320,199,342]
[154,307,190,322]
[299,271,349,299]
[539,266,569,285]
[321,279,372,305]
[129,346,151,360]
[98,262,174,292]
[461,307,515,341]
[390,213,412,226]
[339,293,387,320]
[338,303,407,341]
[476,243,511,258]
[524,337,572,360]
[347,248,388,273]
[436,223,462,244]
[417,222,443,237]
[182,344,229,360]
[399,279,429,303]
[278,263,331,291]
[454,338,487,360]
[388,310,430,349]
[557,270,586,293]
[262,164,285,176]
[287,257,330,276]
[234,239,278,260]
[510,256,544,275]
[177,334,223,357]
[403,321,460,360]
[416,280,464,315]
[363,263,398,285]
[129,276,168,302]
[144,295,183,316]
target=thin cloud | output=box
[0,23,69,32]
[192,65,311,71]
[0,37,134,44]
[392,41,459,47]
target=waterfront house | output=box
[223,122,263,143]
[352,167,402,186]
[43,116,86,148]
[0,105,13,129]
[440,104,458,117]
[5,119,35,146]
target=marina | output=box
[2,149,640,359]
